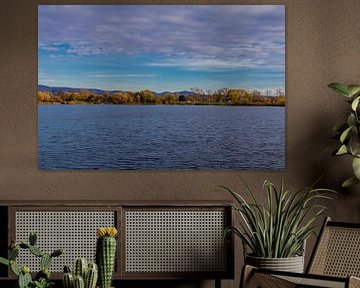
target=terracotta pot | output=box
[245,254,304,273]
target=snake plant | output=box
[221,179,335,258]
[328,83,360,187]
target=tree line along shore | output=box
[38,87,285,106]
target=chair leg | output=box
[215,278,221,288]
[240,265,255,288]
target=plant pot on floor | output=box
[245,254,304,273]
[220,179,334,276]
[242,240,306,273]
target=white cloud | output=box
[146,57,268,71]
[38,5,284,72]
[86,74,159,78]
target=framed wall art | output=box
[38,5,285,170]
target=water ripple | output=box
[38,105,285,170]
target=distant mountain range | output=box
[38,85,192,96]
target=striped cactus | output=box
[63,260,98,288]
[73,275,85,288]
[85,263,98,288]
[74,258,88,279]
[96,227,118,288]
[63,272,74,288]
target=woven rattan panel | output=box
[310,226,360,277]
[277,275,345,288]
[125,210,227,273]
[15,211,115,272]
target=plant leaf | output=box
[347,114,356,128]
[342,177,360,188]
[340,126,353,143]
[352,157,360,179]
[328,83,351,97]
[336,145,348,155]
[351,96,360,111]
[0,257,9,266]
[347,85,360,97]
[349,135,360,157]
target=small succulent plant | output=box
[33,278,54,288]
[96,227,118,288]
[0,232,63,288]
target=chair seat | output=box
[243,266,360,288]
[277,274,346,288]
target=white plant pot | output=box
[245,254,305,273]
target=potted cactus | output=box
[62,258,98,288]
[96,227,118,288]
[0,232,63,288]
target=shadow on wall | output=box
[293,104,360,222]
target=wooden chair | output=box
[241,217,360,288]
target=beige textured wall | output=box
[1,0,360,287]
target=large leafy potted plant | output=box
[221,179,334,273]
[328,83,360,187]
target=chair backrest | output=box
[307,217,360,277]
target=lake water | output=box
[38,105,285,170]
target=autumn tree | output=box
[38,91,54,103]
[228,89,241,105]
[137,90,155,104]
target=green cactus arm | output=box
[74,258,88,279]
[29,246,44,257]
[19,242,30,249]
[0,257,9,266]
[8,247,19,260]
[63,265,72,273]
[41,254,52,270]
[85,262,98,288]
[10,260,20,276]
[50,248,64,257]
[62,272,74,288]
[21,265,30,274]
[73,275,85,288]
[18,271,32,288]
[87,262,97,271]
[29,232,37,246]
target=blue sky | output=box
[38,5,285,93]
